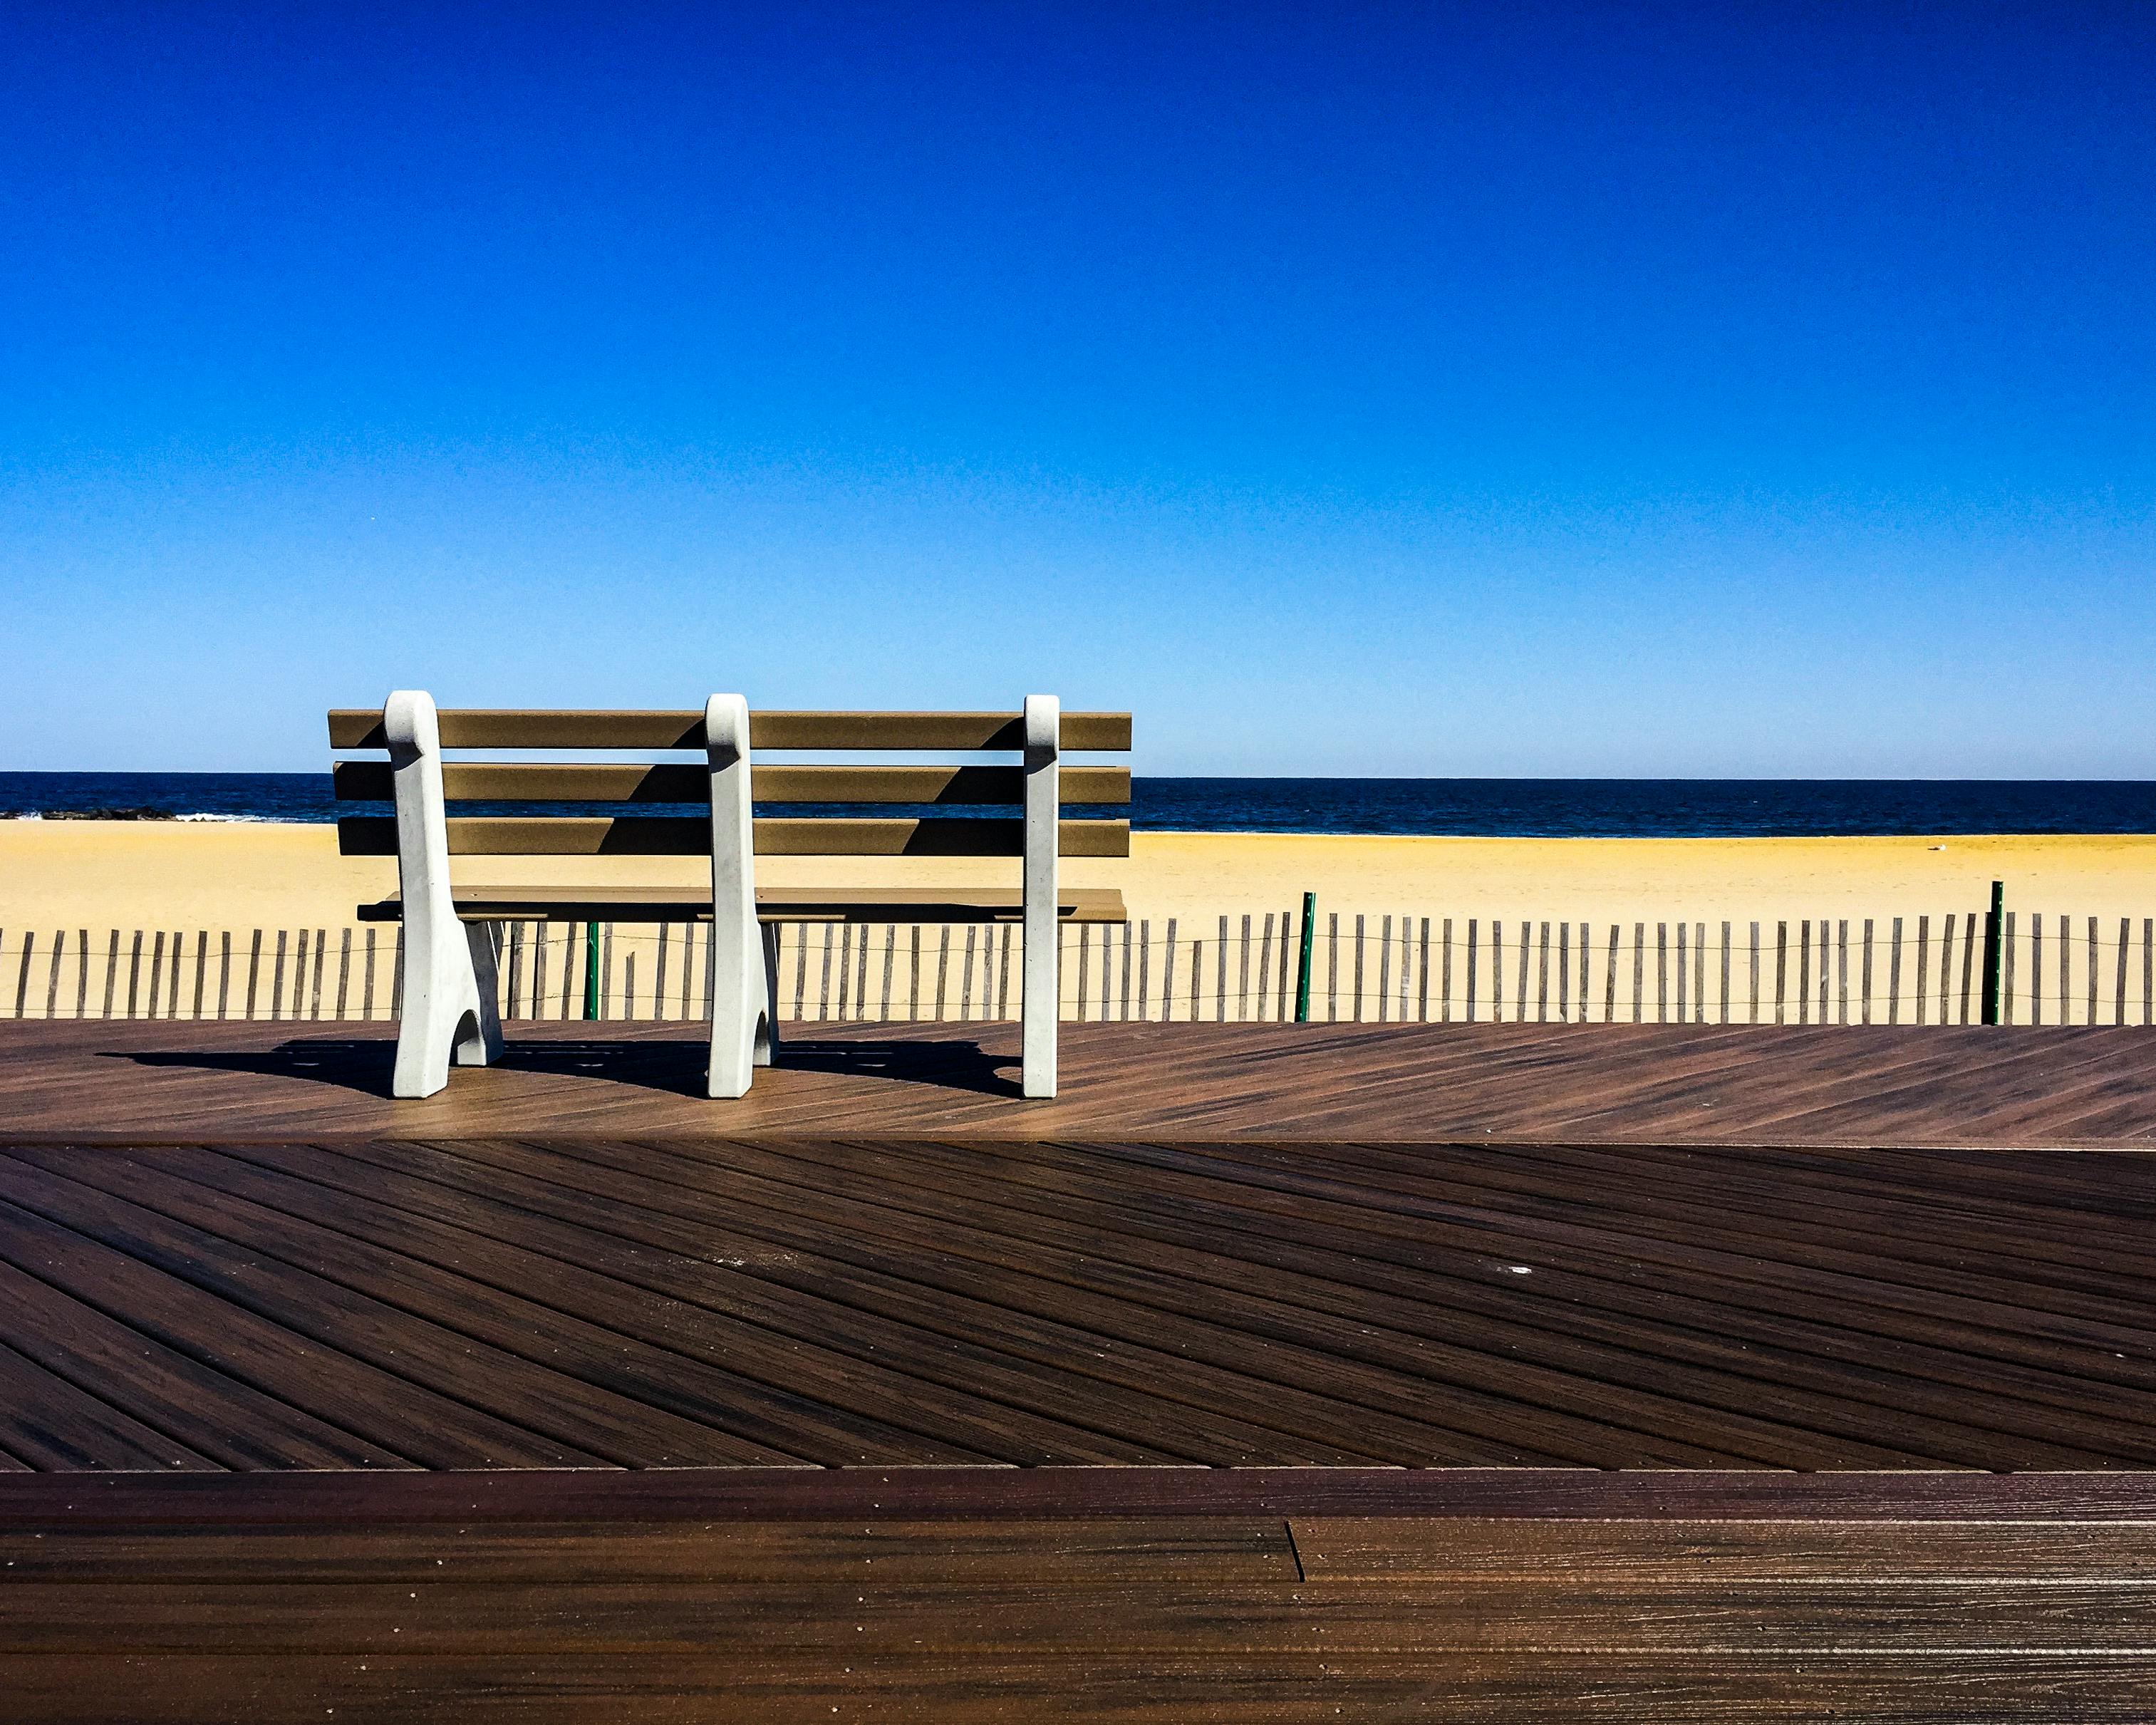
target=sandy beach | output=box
[2,821,2150,936]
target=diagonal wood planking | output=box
[1,1017,2155,1146]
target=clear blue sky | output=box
[3,3,2152,775]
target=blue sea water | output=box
[2,772,2153,838]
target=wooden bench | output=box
[328,695,1130,1100]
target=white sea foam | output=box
[2,809,299,822]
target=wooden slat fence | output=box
[2,913,2152,1024]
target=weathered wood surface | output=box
[21,1467,2156,1522]
[7,1018,2156,1714]
[4,1021,2156,1473]
[2,1017,2152,1147]
[12,1649,2156,1723]
[8,1483,2156,1719]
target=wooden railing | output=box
[4,911,2152,1025]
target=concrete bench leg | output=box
[705,693,769,1099]
[383,690,504,1099]
[393,920,505,1098]
[708,960,767,1097]
[1021,694,1059,1099]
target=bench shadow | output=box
[766,1036,1022,1098]
[110,1032,1022,1101]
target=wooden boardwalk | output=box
[0,1018,2154,1471]
[6,1015,2156,1146]
[11,1468,2156,1721]
[3,1017,2155,1716]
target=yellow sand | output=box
[1,822,2150,937]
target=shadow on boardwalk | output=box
[109,1030,1024,1102]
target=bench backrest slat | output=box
[335,814,1129,857]
[331,762,1131,806]
[330,709,1132,752]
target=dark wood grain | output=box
[7,1015,2156,1715]
[0,1518,1301,1582]
[3,1017,2156,1472]
[14,1649,2156,1724]
[0,1146,970,1468]
[0,1186,591,1470]
[8,1496,2156,1721]
[1290,1518,2156,1580]
[0,1336,209,1473]
[17,1468,2156,1523]
[3,1018,2151,1148]
[15,1576,2156,1654]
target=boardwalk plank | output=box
[0,1253,399,1471]
[0,1181,612,1469]
[0,1146,958,1468]
[9,1650,2153,1724]
[95,1143,1181,1467]
[0,1335,214,1473]
[11,1577,2156,1655]
[1,1018,2153,1147]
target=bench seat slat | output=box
[336,816,1131,859]
[355,887,1129,925]
[331,762,1131,807]
[329,710,1132,751]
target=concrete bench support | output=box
[1021,693,1059,1098]
[705,693,777,1098]
[384,689,503,1099]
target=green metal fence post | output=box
[584,921,601,1021]
[1294,891,1316,1023]
[1980,881,2004,1026]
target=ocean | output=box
[2,772,2152,838]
